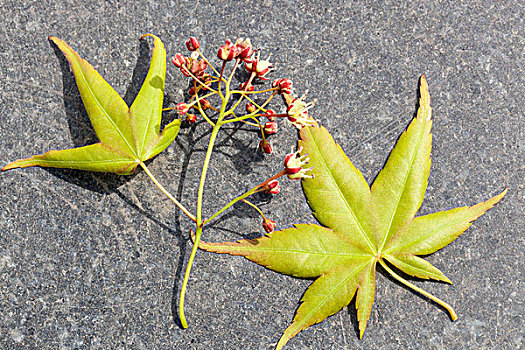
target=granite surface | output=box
[0,1,523,349]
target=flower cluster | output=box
[170,36,316,235]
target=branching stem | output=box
[179,71,234,328]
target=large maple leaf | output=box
[3,34,180,175]
[197,75,507,349]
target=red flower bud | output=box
[199,98,211,110]
[217,39,239,61]
[272,78,293,94]
[264,121,278,135]
[259,139,273,154]
[171,54,186,68]
[262,218,276,233]
[246,103,256,114]
[185,37,200,51]
[186,113,197,124]
[176,102,191,115]
[264,180,280,195]
[265,109,276,122]
[235,37,253,60]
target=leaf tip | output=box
[2,158,32,171]
[450,310,458,321]
[48,36,61,46]
[1,163,15,171]
[139,33,162,46]
[359,327,366,339]
[419,74,431,109]
[139,33,154,40]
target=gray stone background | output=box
[0,1,523,349]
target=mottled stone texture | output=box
[0,1,522,349]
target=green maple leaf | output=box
[2,34,180,175]
[196,76,507,349]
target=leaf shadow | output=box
[346,297,361,339]
[50,38,99,148]
[123,39,150,106]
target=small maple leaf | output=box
[196,75,507,349]
[2,34,180,175]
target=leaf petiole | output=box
[139,162,196,222]
[378,259,458,321]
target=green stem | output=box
[379,259,458,321]
[203,188,261,226]
[179,75,233,328]
[179,225,202,329]
[241,198,266,219]
[203,169,286,226]
[222,113,262,124]
[139,162,196,222]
